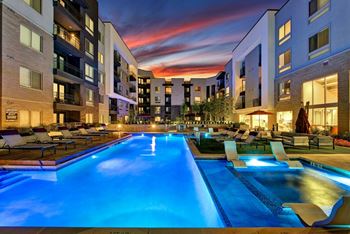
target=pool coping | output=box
[0,134,132,171]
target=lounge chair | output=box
[237,132,266,150]
[283,196,350,227]
[270,142,303,169]
[224,141,247,169]
[32,128,76,150]
[58,127,93,144]
[234,130,248,142]
[310,136,335,150]
[0,130,57,157]
[80,127,109,136]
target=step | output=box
[0,175,30,190]
[0,172,21,182]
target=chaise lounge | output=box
[283,196,350,227]
[224,141,247,169]
[0,130,57,158]
[58,127,93,144]
[32,128,76,150]
[270,142,303,169]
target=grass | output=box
[194,138,350,155]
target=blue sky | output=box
[99,0,286,78]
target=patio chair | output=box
[234,130,248,142]
[77,127,107,137]
[193,127,199,132]
[282,134,310,149]
[0,130,57,158]
[236,132,266,150]
[58,127,93,144]
[310,136,335,150]
[270,142,303,169]
[32,128,76,150]
[283,196,350,227]
[83,127,109,136]
[224,141,247,169]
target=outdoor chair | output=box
[310,136,335,150]
[224,141,247,168]
[0,130,57,158]
[282,135,310,149]
[58,127,93,144]
[236,132,266,150]
[32,128,76,150]
[283,196,350,227]
[270,142,303,169]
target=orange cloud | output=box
[150,64,224,78]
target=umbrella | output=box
[247,110,273,128]
[295,108,311,133]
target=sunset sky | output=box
[99,0,286,78]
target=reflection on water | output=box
[250,168,350,208]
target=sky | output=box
[99,0,287,78]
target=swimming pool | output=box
[0,134,223,227]
[197,159,350,227]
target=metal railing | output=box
[55,0,81,22]
[54,57,81,78]
[54,93,80,106]
[54,24,80,50]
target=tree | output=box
[180,102,189,122]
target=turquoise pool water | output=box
[197,159,350,227]
[0,134,223,227]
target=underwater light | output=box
[246,159,277,167]
[91,155,98,159]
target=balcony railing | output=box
[54,0,81,22]
[54,24,80,50]
[54,93,80,106]
[54,58,81,78]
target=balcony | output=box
[54,24,80,50]
[129,85,136,93]
[54,0,82,29]
[54,59,81,79]
[54,93,80,106]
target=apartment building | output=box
[0,0,54,128]
[103,22,138,123]
[231,10,277,130]
[137,69,153,121]
[53,0,99,124]
[274,0,350,134]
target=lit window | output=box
[155,96,161,103]
[98,52,104,64]
[303,74,338,105]
[85,39,94,58]
[85,113,93,124]
[278,20,291,45]
[279,80,291,101]
[99,72,104,84]
[24,0,41,14]
[309,0,329,21]
[85,63,94,82]
[155,107,161,114]
[194,97,201,103]
[165,87,172,94]
[85,14,94,35]
[155,86,160,93]
[20,25,42,52]
[277,111,293,132]
[86,89,94,106]
[155,116,161,122]
[309,28,329,59]
[278,50,291,73]
[195,86,201,92]
[20,66,42,90]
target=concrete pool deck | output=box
[0,133,131,170]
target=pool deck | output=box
[186,138,350,174]
[0,133,131,170]
[0,227,346,233]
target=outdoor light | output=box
[117,124,122,128]
[151,124,156,128]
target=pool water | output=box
[197,159,350,227]
[0,134,223,227]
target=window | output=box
[278,50,291,73]
[277,111,293,132]
[155,116,161,122]
[155,96,161,103]
[85,63,94,82]
[278,20,291,45]
[19,110,42,127]
[155,86,160,93]
[20,25,42,52]
[86,89,94,106]
[165,107,171,113]
[98,52,104,64]
[85,14,94,35]
[155,107,161,114]
[308,107,337,130]
[99,72,105,84]
[165,87,172,94]
[279,80,291,101]
[20,67,42,90]
[195,86,201,92]
[86,113,93,124]
[309,0,329,20]
[303,74,338,105]
[194,97,201,103]
[309,28,329,59]
[98,31,104,44]
[185,97,190,103]
[31,111,41,127]
[24,0,41,14]
[19,110,30,127]
[165,97,170,103]
[85,39,94,58]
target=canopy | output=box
[247,110,273,116]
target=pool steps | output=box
[0,171,30,191]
